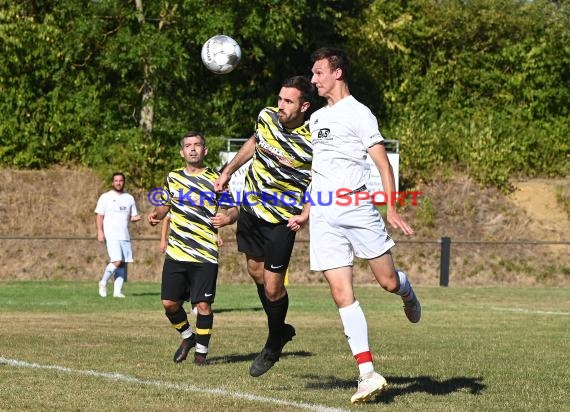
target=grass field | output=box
[1,281,568,411]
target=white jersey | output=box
[308,95,394,271]
[95,190,138,241]
[309,95,384,195]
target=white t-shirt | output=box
[95,190,138,241]
[309,95,384,195]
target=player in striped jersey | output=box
[148,131,238,365]
[214,76,315,377]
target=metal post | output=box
[439,237,451,287]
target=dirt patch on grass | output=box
[0,167,568,286]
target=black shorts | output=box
[161,259,218,304]
[236,210,296,273]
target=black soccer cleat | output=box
[249,347,280,377]
[194,352,208,366]
[173,335,196,363]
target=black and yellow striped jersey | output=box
[242,107,312,223]
[161,167,234,263]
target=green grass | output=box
[1,281,569,411]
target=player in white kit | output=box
[309,47,421,404]
[95,172,141,298]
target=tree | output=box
[1,0,567,190]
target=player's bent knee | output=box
[265,287,286,302]
[162,300,181,313]
[378,280,398,293]
[194,301,212,315]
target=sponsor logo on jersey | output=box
[317,128,331,139]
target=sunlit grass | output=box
[1,281,569,411]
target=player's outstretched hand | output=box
[147,211,161,226]
[386,210,414,235]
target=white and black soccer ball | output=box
[201,35,242,74]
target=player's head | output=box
[180,131,208,167]
[180,131,206,148]
[310,47,351,81]
[277,76,315,127]
[282,76,315,106]
[111,172,125,192]
[310,47,351,97]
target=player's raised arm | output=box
[214,134,256,192]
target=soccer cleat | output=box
[173,335,196,363]
[281,324,296,351]
[403,296,421,323]
[194,352,208,366]
[98,282,107,298]
[351,372,388,404]
[113,293,126,298]
[249,347,280,377]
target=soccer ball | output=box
[201,35,242,74]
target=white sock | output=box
[196,343,208,354]
[339,300,374,376]
[113,268,125,295]
[101,263,116,284]
[181,328,194,340]
[396,269,416,302]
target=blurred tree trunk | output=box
[135,0,154,136]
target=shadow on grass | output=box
[207,350,313,365]
[215,307,263,314]
[127,295,263,314]
[303,374,485,402]
[131,292,160,297]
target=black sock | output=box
[265,293,289,351]
[195,313,213,353]
[165,307,190,335]
[256,283,269,314]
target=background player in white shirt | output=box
[95,172,141,298]
[309,47,421,405]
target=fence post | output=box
[439,237,451,287]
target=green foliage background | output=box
[1,0,568,190]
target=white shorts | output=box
[309,199,395,271]
[106,240,134,263]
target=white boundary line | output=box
[488,307,570,316]
[0,357,348,412]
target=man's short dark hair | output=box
[180,131,206,147]
[112,172,125,181]
[310,47,351,82]
[281,76,315,104]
